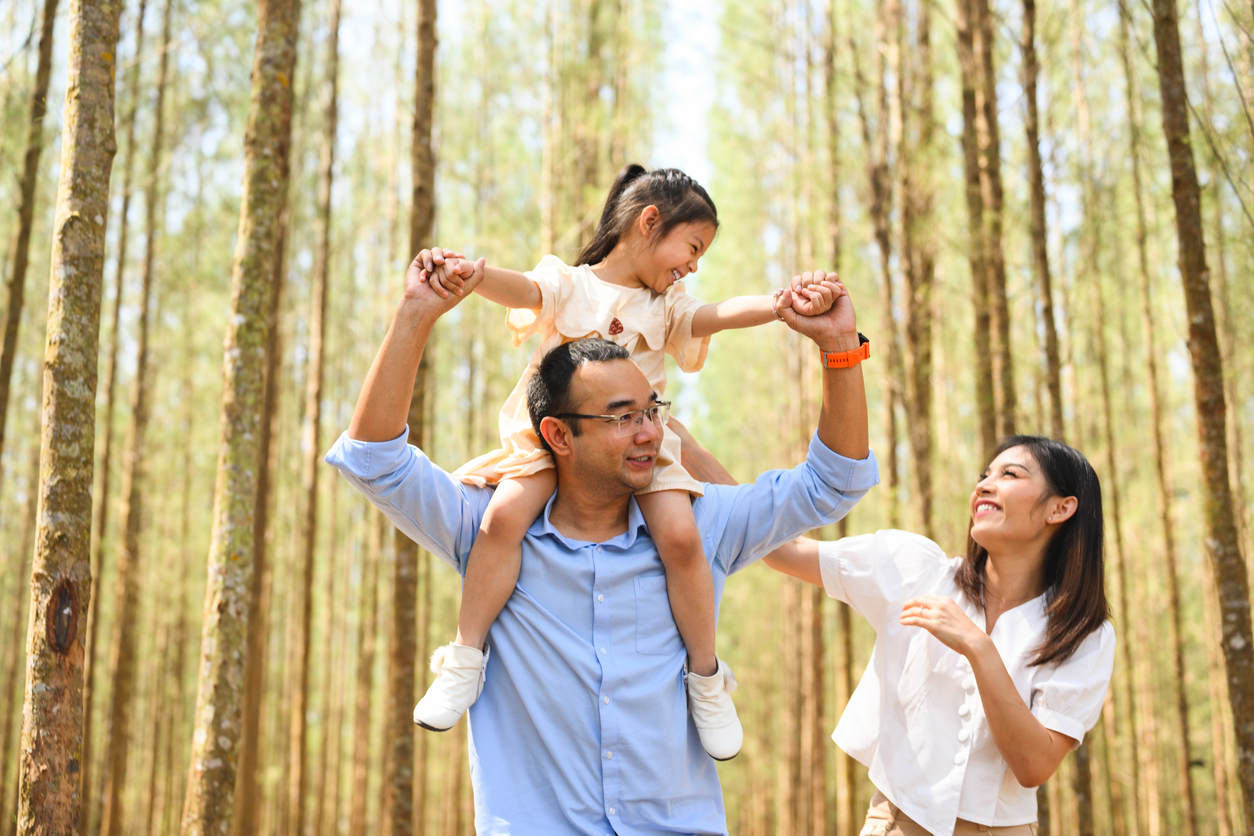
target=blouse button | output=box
[958,728,970,742]
[954,752,966,765]
[958,704,971,716]
[962,676,976,690]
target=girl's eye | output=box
[1003,469,1018,478]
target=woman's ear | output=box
[540,416,574,459]
[1046,496,1078,526]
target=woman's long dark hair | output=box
[574,165,719,267]
[955,435,1110,667]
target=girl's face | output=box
[632,209,716,294]
[968,446,1075,554]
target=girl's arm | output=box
[690,281,838,339]
[417,247,542,311]
[900,595,1074,788]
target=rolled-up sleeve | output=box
[703,432,879,576]
[1030,621,1117,746]
[325,427,488,574]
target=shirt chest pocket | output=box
[634,574,684,656]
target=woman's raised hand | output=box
[899,595,990,658]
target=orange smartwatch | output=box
[819,332,870,369]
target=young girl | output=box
[411,164,838,761]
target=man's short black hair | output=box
[527,337,631,455]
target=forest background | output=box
[0,0,1251,833]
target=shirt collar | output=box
[529,487,650,550]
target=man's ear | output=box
[540,416,574,459]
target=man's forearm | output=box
[816,331,870,460]
[348,300,437,441]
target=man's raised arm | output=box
[777,271,869,460]
[348,256,485,441]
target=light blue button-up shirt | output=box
[325,427,878,835]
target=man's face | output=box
[562,359,661,496]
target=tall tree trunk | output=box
[1150,0,1254,830]
[825,0,841,272]
[414,548,432,836]
[16,1,123,830]
[902,0,936,539]
[80,3,148,827]
[0,0,59,481]
[1020,0,1063,441]
[97,0,172,829]
[180,1,302,831]
[776,577,800,834]
[313,479,342,836]
[1115,3,1155,832]
[287,4,340,834]
[955,0,993,457]
[807,585,826,834]
[230,207,288,836]
[349,515,383,836]
[973,0,1014,437]
[576,0,605,244]
[0,446,40,832]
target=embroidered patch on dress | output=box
[608,317,624,336]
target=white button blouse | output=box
[818,530,1116,836]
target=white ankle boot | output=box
[413,643,489,731]
[686,656,743,761]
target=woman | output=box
[681,429,1115,836]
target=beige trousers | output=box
[860,791,1039,836]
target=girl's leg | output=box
[414,469,555,731]
[455,469,557,650]
[634,489,717,676]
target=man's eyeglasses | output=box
[554,401,671,436]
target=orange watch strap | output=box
[819,337,870,368]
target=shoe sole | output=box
[414,718,455,732]
[711,752,739,761]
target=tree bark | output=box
[973,0,1014,438]
[955,0,994,457]
[1020,0,1063,441]
[349,515,383,836]
[0,0,59,482]
[1150,0,1254,830]
[825,0,841,272]
[80,2,148,825]
[97,0,172,829]
[180,1,302,831]
[230,207,287,836]
[287,3,340,833]
[807,584,826,834]
[16,1,124,831]
[0,446,40,832]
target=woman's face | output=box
[969,445,1067,552]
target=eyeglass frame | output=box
[551,400,672,436]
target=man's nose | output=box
[634,415,661,442]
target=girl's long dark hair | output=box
[574,165,719,267]
[955,435,1110,667]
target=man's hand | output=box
[404,251,484,311]
[780,270,858,350]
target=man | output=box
[325,255,878,835]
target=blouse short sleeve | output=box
[817,530,952,629]
[662,280,711,373]
[1030,621,1116,746]
[506,255,569,346]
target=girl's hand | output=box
[415,247,469,298]
[402,254,486,311]
[899,595,989,658]
[789,279,841,317]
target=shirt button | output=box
[962,676,976,690]
[954,752,966,765]
[600,647,607,655]
[603,696,610,704]
[597,546,603,552]
[608,807,616,816]
[958,704,970,716]
[958,729,970,742]
[606,751,613,759]
[598,594,605,602]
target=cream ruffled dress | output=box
[452,255,711,497]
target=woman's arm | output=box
[418,247,542,311]
[900,595,1074,788]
